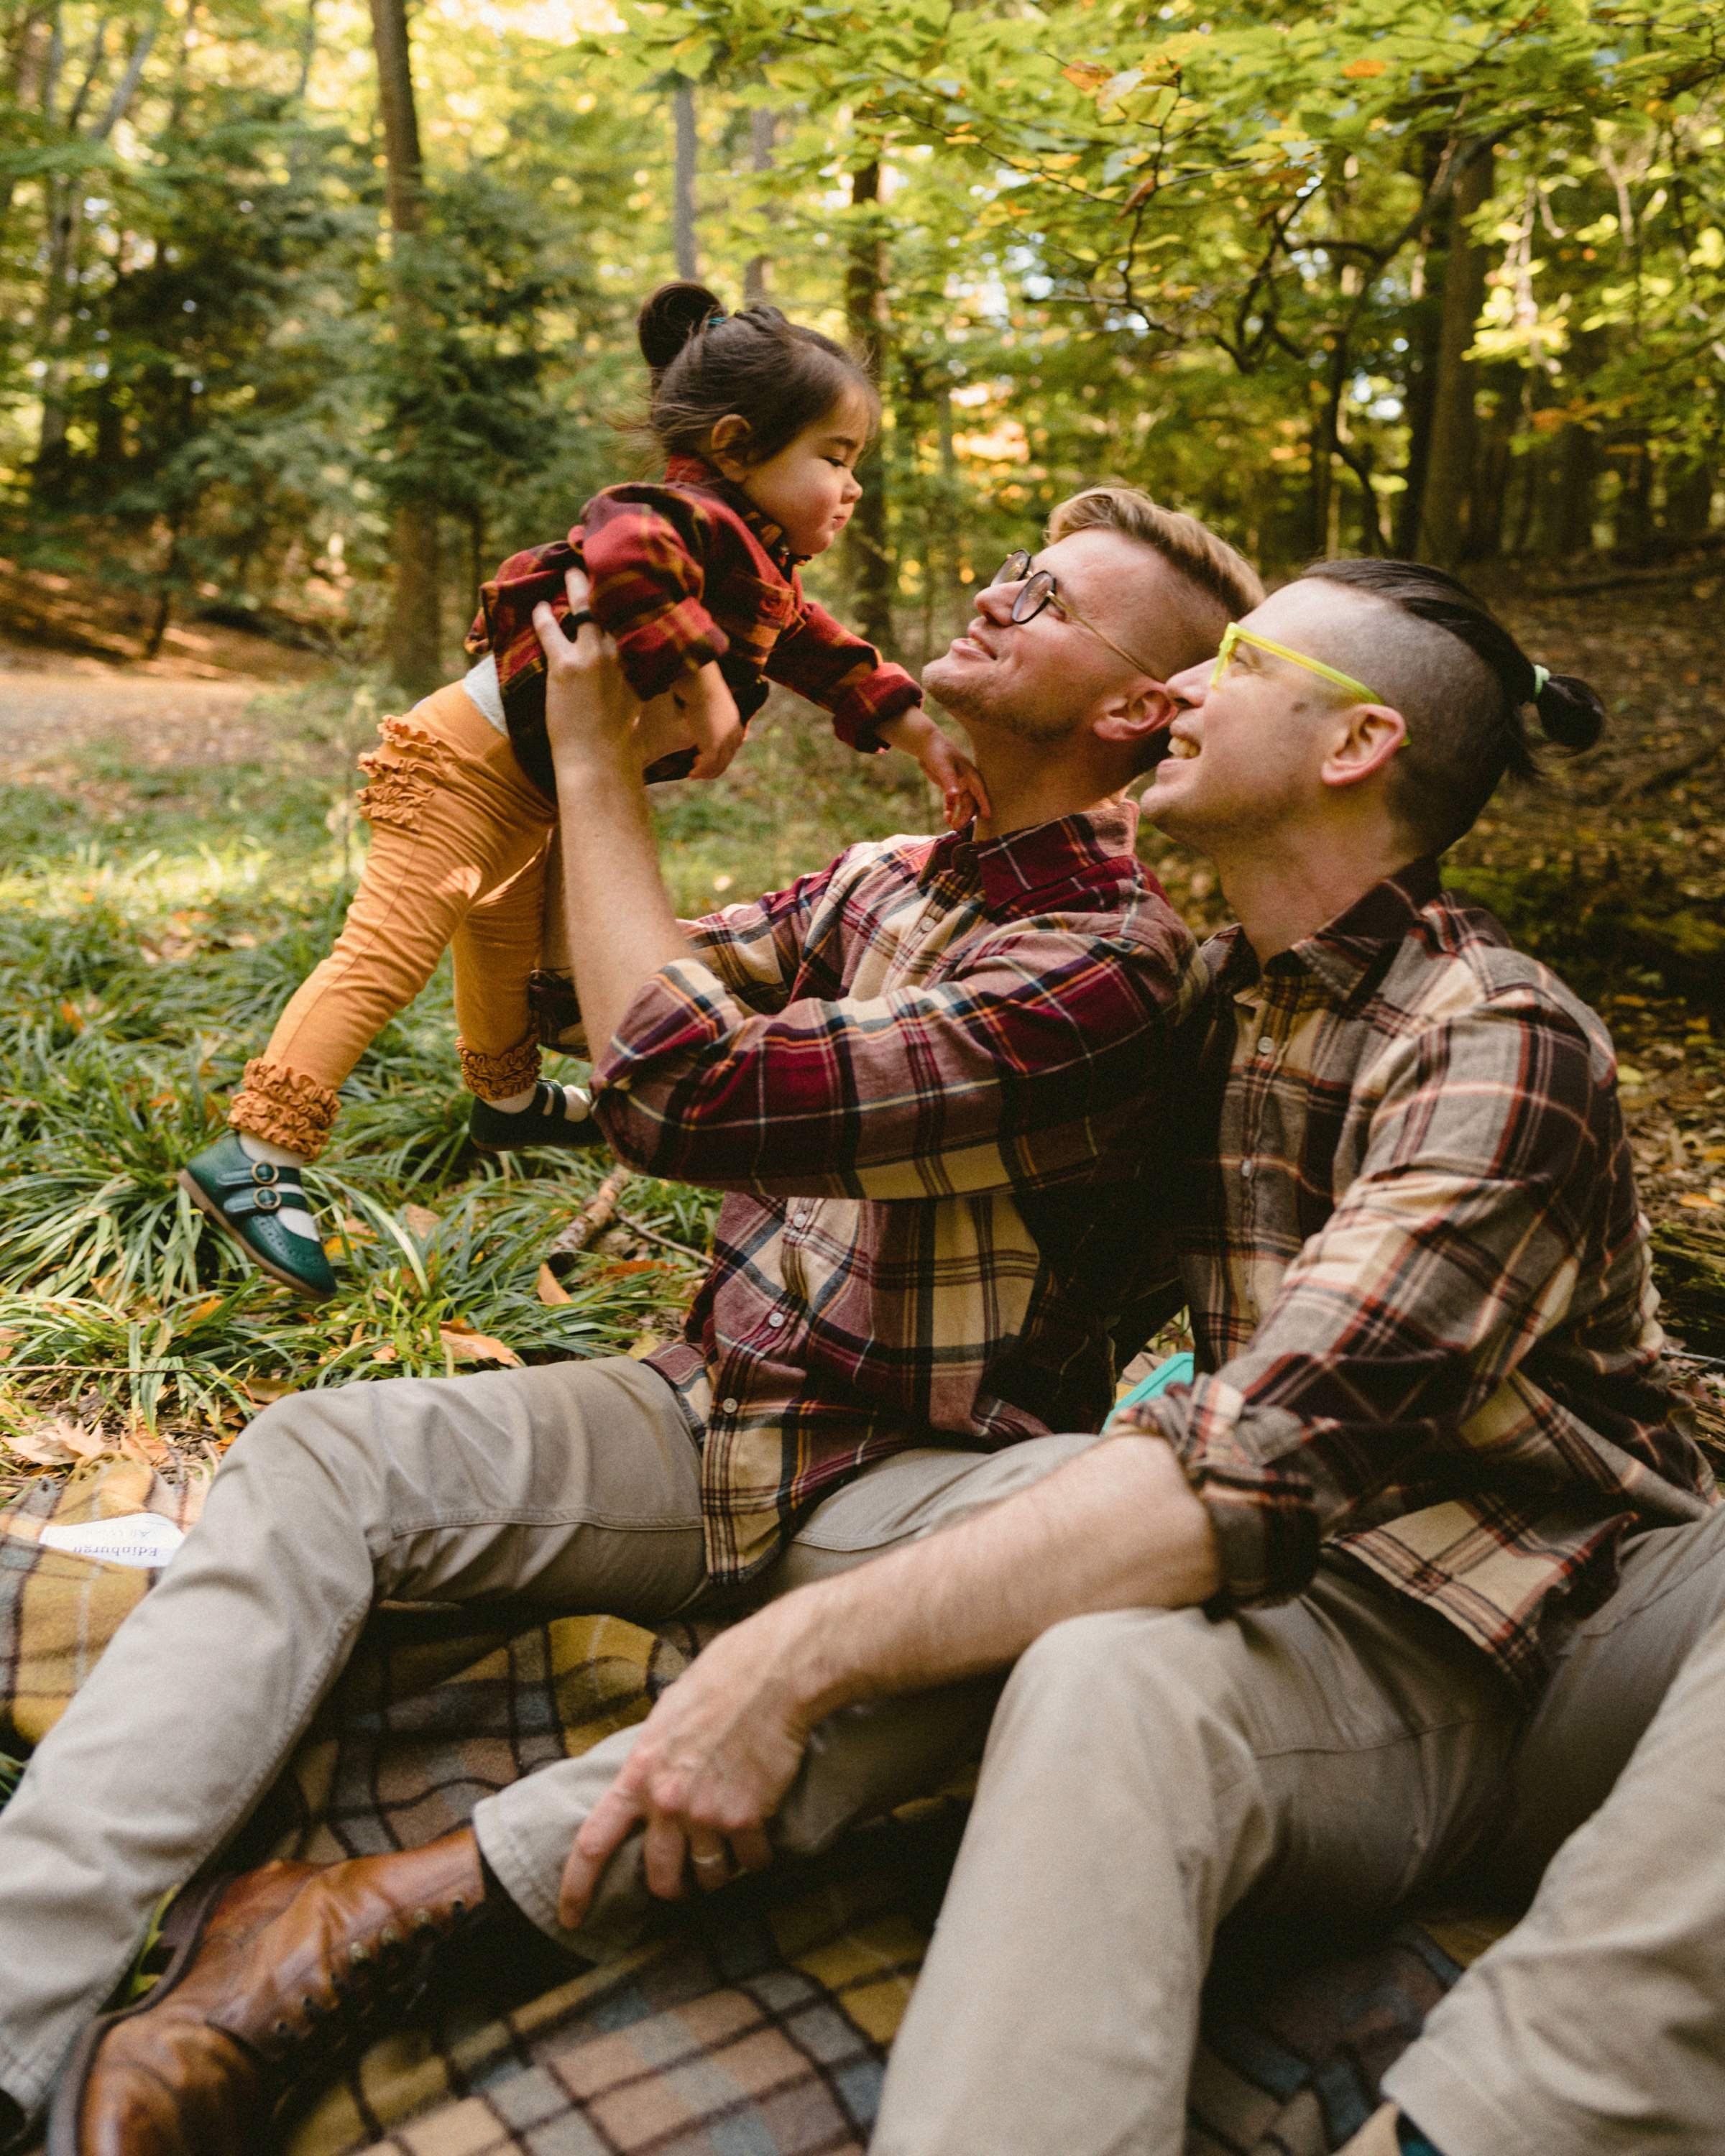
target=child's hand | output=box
[680,663,745,781]
[879,710,992,830]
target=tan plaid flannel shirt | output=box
[1116,859,1716,1692]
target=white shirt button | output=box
[1239,1160,1255,1180]
[1257,1035,1276,1056]
[767,1312,786,1327]
[720,1396,740,1414]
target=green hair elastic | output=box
[1530,663,1550,701]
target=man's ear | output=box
[1092,679,1177,757]
[1320,702,1408,791]
[708,414,753,477]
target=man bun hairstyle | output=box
[636,280,879,470]
[1298,557,1606,853]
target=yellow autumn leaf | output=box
[438,1322,522,1367]
[1341,57,1387,78]
[1616,1065,1647,1087]
[1062,60,1111,92]
[1677,1193,1720,1211]
[536,1263,573,1307]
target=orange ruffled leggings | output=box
[227,683,556,1160]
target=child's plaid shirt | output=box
[583,801,1201,1585]
[465,455,921,798]
[1113,860,1717,1695]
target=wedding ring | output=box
[691,1850,729,1871]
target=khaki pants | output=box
[1386,1509,1725,2156]
[228,683,556,1158]
[0,1357,1096,2115]
[872,1508,1725,2156]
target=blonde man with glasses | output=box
[0,487,1266,2156]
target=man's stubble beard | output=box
[922,655,1078,748]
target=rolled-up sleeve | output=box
[589,914,1186,1199]
[1116,997,1604,1608]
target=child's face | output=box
[719,395,869,557]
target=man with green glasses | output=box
[531,552,1725,2156]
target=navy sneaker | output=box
[469,1081,604,1154]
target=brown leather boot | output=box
[50,1827,487,2156]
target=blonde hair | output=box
[1047,484,1264,632]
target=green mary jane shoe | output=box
[178,1132,338,1301]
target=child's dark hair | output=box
[1296,556,1606,853]
[637,280,879,467]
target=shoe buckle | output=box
[252,1187,282,1212]
[252,1161,279,1185]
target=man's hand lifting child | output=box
[878,709,992,829]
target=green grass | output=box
[0,671,938,1479]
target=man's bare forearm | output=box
[551,742,690,1059]
[770,1434,1223,1727]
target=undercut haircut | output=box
[1047,485,1264,679]
[1297,559,1606,854]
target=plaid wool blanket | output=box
[1,1457,1513,2155]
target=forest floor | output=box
[0,561,1721,1501]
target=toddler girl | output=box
[179,280,983,1299]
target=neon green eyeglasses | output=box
[1212,623,1382,708]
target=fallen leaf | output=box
[627,1332,666,1360]
[2,1421,77,1466]
[241,1375,298,1404]
[1616,1065,1647,1087]
[370,1344,400,1363]
[4,1414,103,1465]
[119,1424,172,1468]
[535,1263,572,1307]
[0,1328,20,1363]
[401,1204,440,1240]
[339,1216,378,1242]
[593,1258,665,1281]
[176,1295,226,1332]
[59,998,85,1032]
[1677,1193,1720,1211]
[438,1322,521,1367]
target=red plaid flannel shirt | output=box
[464,455,921,797]
[582,802,1201,1583]
[1114,860,1716,1694]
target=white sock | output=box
[236,1132,319,1241]
[484,1084,540,1114]
[484,1082,593,1123]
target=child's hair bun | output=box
[639,282,725,374]
[1533,671,1606,752]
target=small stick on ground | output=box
[614,1210,709,1263]
[546,1166,633,1278]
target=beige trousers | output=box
[872,1508,1725,2156]
[228,683,556,1158]
[0,1356,1094,2116]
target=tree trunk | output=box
[742,106,774,305]
[1663,458,1717,543]
[672,80,699,281]
[1468,367,1522,561]
[1550,420,1599,557]
[843,160,893,652]
[368,0,442,694]
[1614,433,1655,559]
[1417,139,1494,568]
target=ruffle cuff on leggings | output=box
[458,1031,541,1101]
[227,1058,342,1160]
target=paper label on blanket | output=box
[39,1516,186,1570]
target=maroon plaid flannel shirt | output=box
[1114,860,1716,1693]
[464,455,921,797]
[583,802,1201,1583]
